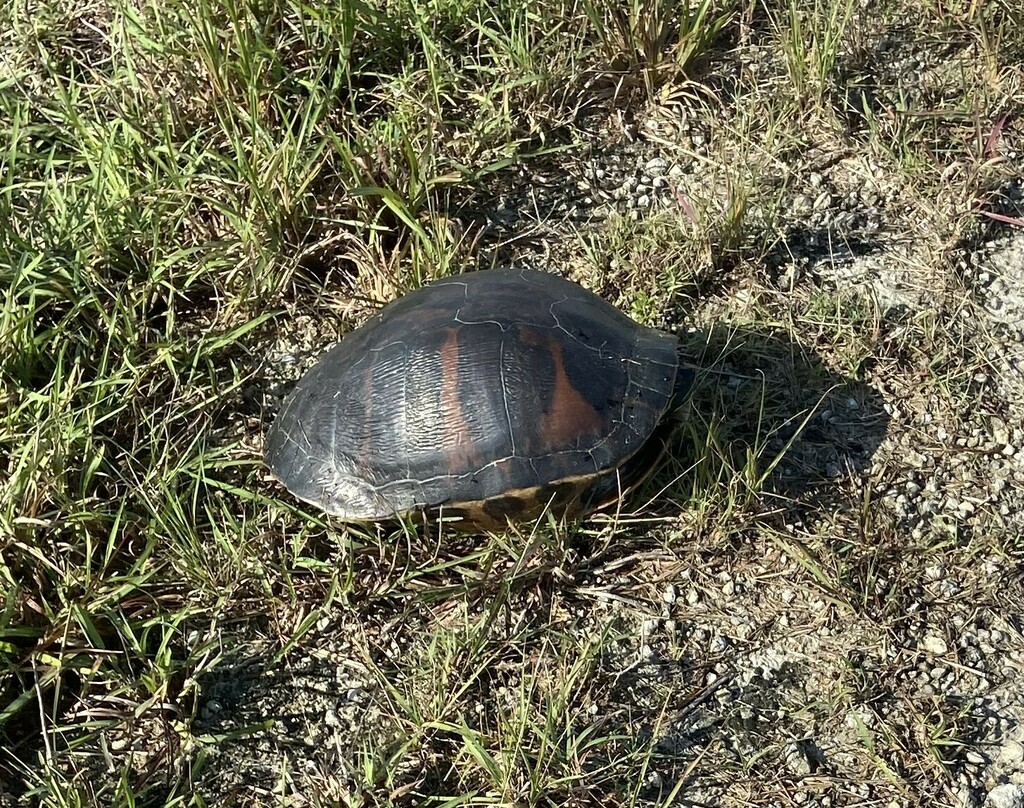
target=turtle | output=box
[264,268,695,530]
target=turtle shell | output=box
[264,268,694,529]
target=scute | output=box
[264,268,694,526]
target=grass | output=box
[2,0,1024,804]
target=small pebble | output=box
[921,635,948,655]
[985,784,1024,808]
[645,157,669,176]
[1000,740,1024,764]
[784,740,812,775]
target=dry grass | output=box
[2,0,1024,805]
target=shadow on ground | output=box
[684,321,890,499]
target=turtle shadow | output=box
[644,322,891,518]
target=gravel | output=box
[211,31,1024,808]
